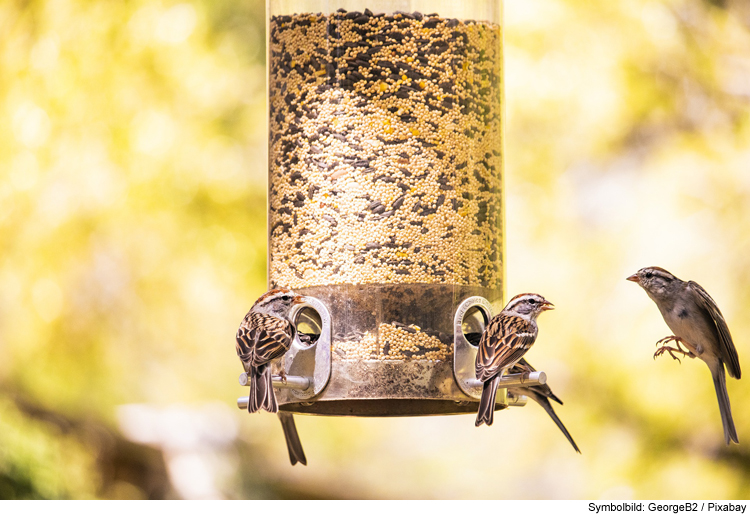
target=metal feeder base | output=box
[276,359,501,417]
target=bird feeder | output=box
[238,0,547,417]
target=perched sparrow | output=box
[475,293,554,427]
[628,267,742,444]
[278,412,307,466]
[508,358,581,453]
[236,288,303,413]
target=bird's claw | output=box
[654,336,690,363]
[653,345,684,364]
[660,335,688,350]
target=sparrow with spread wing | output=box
[628,267,742,445]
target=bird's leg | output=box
[673,337,694,357]
[278,367,287,383]
[654,336,689,363]
[656,336,678,348]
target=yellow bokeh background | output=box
[1,0,749,499]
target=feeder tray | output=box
[237,295,546,416]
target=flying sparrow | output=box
[475,293,554,427]
[628,267,742,444]
[278,412,307,466]
[236,288,303,413]
[508,358,581,453]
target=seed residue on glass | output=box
[333,322,453,361]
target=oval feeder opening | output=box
[295,306,322,347]
[462,305,489,347]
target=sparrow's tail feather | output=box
[278,412,307,466]
[711,364,738,445]
[248,365,278,414]
[475,377,500,427]
[531,394,581,454]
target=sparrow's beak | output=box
[626,274,640,283]
[293,295,305,304]
[541,301,555,311]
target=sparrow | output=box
[237,289,308,465]
[508,358,581,453]
[475,293,554,427]
[628,266,742,444]
[236,288,303,412]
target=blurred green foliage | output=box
[0,396,97,499]
[1,0,750,499]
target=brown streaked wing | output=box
[688,281,741,379]
[236,312,293,367]
[476,315,537,381]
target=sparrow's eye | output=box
[282,295,292,302]
[645,271,653,279]
[528,299,537,305]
